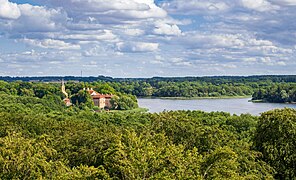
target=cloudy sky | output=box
[0,0,295,77]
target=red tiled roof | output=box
[87,90,97,94]
[92,94,112,98]
[86,89,113,99]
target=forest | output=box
[0,75,295,103]
[252,83,296,103]
[0,80,295,179]
[0,80,139,111]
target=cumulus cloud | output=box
[124,28,145,36]
[0,0,21,19]
[117,42,159,52]
[0,3,67,33]
[161,0,282,14]
[240,0,278,12]
[0,0,295,76]
[153,21,182,36]
[20,38,81,50]
[0,50,84,76]
[269,0,296,6]
[168,30,294,69]
[83,46,103,57]
[161,0,230,15]
[174,32,277,51]
[177,33,246,49]
[42,0,167,21]
[16,4,66,32]
[58,30,118,42]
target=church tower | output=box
[61,79,68,98]
[61,79,71,106]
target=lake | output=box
[138,98,296,115]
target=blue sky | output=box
[0,0,295,77]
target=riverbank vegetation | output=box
[0,81,295,179]
[1,75,295,102]
[252,83,296,103]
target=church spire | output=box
[61,79,68,98]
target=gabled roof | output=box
[90,91,98,96]
[86,89,98,95]
[86,89,113,99]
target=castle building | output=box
[85,88,113,109]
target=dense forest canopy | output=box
[252,83,296,103]
[0,80,295,179]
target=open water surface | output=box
[138,98,296,115]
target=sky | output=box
[0,0,295,77]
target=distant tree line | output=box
[0,75,295,83]
[1,76,295,102]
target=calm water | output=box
[138,98,296,115]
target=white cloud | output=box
[0,0,296,76]
[124,29,145,36]
[20,38,81,50]
[161,0,281,14]
[58,30,118,42]
[269,0,296,6]
[117,42,159,52]
[4,4,67,33]
[176,31,293,55]
[0,0,21,19]
[83,46,102,57]
[82,45,117,57]
[20,4,65,31]
[161,0,230,15]
[154,21,181,36]
[177,33,246,49]
[221,64,237,68]
[277,61,286,65]
[240,0,278,12]
[42,0,167,21]
[169,57,193,67]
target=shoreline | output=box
[249,99,296,104]
[138,96,252,100]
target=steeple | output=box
[61,79,68,98]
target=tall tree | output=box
[254,108,296,179]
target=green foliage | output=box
[0,80,294,179]
[254,108,296,179]
[93,82,116,95]
[252,83,296,103]
[71,90,94,109]
[200,146,239,179]
[110,94,138,110]
[0,132,110,179]
[103,130,202,179]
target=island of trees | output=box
[0,78,295,179]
